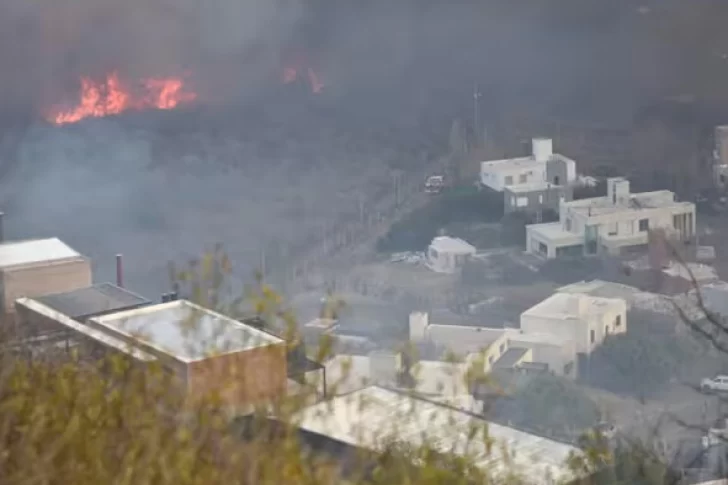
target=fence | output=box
[270,154,455,294]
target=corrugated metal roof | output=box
[0,238,82,269]
[296,386,581,484]
[34,283,151,320]
[15,298,156,362]
[88,300,284,363]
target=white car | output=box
[701,375,728,393]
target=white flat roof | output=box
[429,236,476,254]
[522,293,623,320]
[88,300,284,363]
[564,190,694,217]
[480,157,544,172]
[0,238,82,269]
[297,386,580,484]
[504,182,560,193]
[526,223,583,245]
[427,324,506,355]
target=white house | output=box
[520,293,627,357]
[526,177,696,259]
[480,138,577,192]
[425,236,476,274]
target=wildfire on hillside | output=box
[46,72,197,125]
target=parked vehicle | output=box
[425,175,446,194]
[701,375,728,393]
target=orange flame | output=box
[307,68,325,94]
[47,72,197,125]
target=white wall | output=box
[520,302,626,356]
[521,314,585,352]
[509,337,575,377]
[409,312,429,342]
[480,164,546,192]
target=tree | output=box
[493,373,601,441]
[588,314,706,399]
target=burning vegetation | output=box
[46,72,198,126]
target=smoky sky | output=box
[0,0,655,121]
[0,1,676,299]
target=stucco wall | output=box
[186,343,287,410]
[1,259,91,318]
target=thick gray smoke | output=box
[0,0,303,112]
[0,1,670,299]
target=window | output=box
[605,325,610,335]
[638,218,649,232]
[516,197,528,207]
[429,248,438,260]
[519,173,528,184]
[499,343,505,354]
[565,218,572,231]
[538,194,544,204]
[538,242,547,254]
[504,175,513,186]
[608,222,618,236]
[553,176,560,185]
[615,315,621,327]
[511,196,516,206]
[590,329,595,344]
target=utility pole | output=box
[473,83,483,149]
[358,194,365,224]
[392,172,401,208]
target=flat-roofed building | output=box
[296,385,583,485]
[85,300,288,410]
[14,283,151,342]
[0,238,91,327]
[526,178,696,259]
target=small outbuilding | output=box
[0,238,91,329]
[425,236,476,274]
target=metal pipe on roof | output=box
[116,254,124,288]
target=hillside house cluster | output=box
[0,218,586,483]
[408,290,626,380]
[526,177,696,259]
[479,137,577,215]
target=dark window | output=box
[538,242,547,254]
[585,240,598,255]
[590,329,595,344]
[504,175,513,186]
[499,343,505,354]
[519,173,528,183]
[639,219,649,232]
[553,176,560,185]
[615,315,621,327]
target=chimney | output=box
[607,177,630,206]
[532,138,553,162]
[0,211,4,243]
[115,254,124,288]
